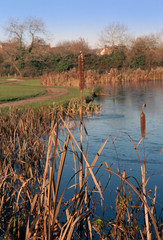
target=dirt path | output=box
[0,87,69,109]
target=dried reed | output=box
[140,104,151,240]
[41,67,163,88]
[0,103,162,239]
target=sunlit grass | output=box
[0,84,46,103]
[0,79,92,108]
[0,78,93,115]
[30,87,92,108]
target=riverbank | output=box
[41,66,163,88]
[0,87,69,108]
[0,78,97,114]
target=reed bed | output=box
[0,101,162,239]
[41,67,163,88]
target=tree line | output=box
[0,19,163,77]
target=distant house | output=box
[0,44,2,55]
[98,45,118,56]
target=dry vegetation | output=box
[0,102,162,239]
[41,67,163,88]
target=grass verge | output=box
[0,79,46,104]
[0,78,93,114]
[0,85,46,103]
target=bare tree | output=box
[71,38,90,54]
[4,17,46,50]
[99,22,129,47]
[155,30,163,47]
[2,41,23,76]
[25,17,46,51]
[5,18,26,49]
[3,17,47,76]
[55,38,90,55]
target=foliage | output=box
[93,85,105,96]
[1,22,163,78]
[52,54,78,73]
[0,43,162,77]
[130,55,146,69]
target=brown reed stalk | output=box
[78,51,84,237]
[59,114,103,198]
[140,104,151,239]
[103,130,160,239]
[78,51,84,125]
[78,51,84,187]
[141,104,146,138]
[100,165,161,240]
[78,52,84,93]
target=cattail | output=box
[141,104,146,138]
[78,52,84,90]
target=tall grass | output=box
[41,67,163,88]
[0,103,162,239]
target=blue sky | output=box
[0,0,163,48]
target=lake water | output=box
[86,82,163,202]
[86,81,163,174]
[58,81,163,229]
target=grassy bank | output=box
[0,85,46,103]
[0,78,93,113]
[0,79,45,103]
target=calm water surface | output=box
[60,81,163,219]
[87,82,163,197]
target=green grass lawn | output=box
[31,86,91,109]
[0,78,92,110]
[0,79,46,103]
